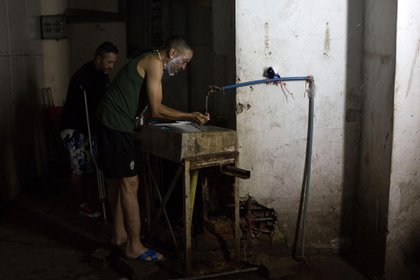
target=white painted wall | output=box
[235,1,347,249]
[387,1,420,279]
[40,0,71,106]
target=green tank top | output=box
[96,53,150,132]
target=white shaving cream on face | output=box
[164,56,190,76]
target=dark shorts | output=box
[97,125,138,179]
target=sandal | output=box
[136,249,166,262]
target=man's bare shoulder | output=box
[137,54,163,76]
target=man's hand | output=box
[191,112,210,125]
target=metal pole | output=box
[293,79,315,261]
[82,88,107,221]
[299,92,314,259]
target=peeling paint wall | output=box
[235,1,347,250]
[386,1,420,279]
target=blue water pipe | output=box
[210,71,315,263]
[221,76,311,91]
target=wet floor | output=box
[0,174,368,280]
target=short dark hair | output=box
[95,42,119,57]
[163,36,192,52]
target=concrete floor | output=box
[0,174,369,280]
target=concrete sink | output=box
[139,123,237,162]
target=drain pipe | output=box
[293,77,315,261]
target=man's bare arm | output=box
[143,58,209,124]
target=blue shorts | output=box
[60,129,96,176]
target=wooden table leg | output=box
[183,160,192,276]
